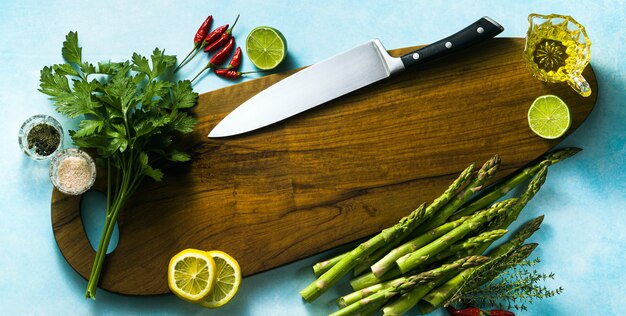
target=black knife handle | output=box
[400,17,504,69]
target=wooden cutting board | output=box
[51,38,597,295]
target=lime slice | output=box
[198,251,242,308]
[168,249,216,303]
[246,26,287,70]
[528,95,571,139]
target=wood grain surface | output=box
[51,38,597,295]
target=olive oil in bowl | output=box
[523,13,592,97]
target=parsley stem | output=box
[86,184,123,298]
[106,158,111,215]
[86,153,136,299]
[87,159,121,285]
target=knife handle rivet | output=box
[445,42,453,49]
[477,27,484,34]
[412,53,420,60]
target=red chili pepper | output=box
[203,24,228,46]
[488,310,515,316]
[214,69,266,80]
[175,23,228,72]
[214,69,241,79]
[191,38,235,83]
[446,306,481,316]
[175,15,213,72]
[204,14,240,53]
[204,32,231,53]
[227,47,242,69]
[194,15,213,44]
[211,37,235,65]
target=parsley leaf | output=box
[104,76,138,114]
[73,120,104,138]
[131,53,152,78]
[171,112,197,133]
[143,165,164,181]
[80,62,97,75]
[171,80,198,109]
[139,152,163,181]
[150,48,176,79]
[168,150,191,162]
[53,64,79,77]
[97,61,129,75]
[141,80,174,107]
[62,31,81,64]
[39,66,71,97]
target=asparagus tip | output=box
[544,147,583,165]
[521,242,539,252]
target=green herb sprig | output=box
[39,31,199,299]
[448,254,564,311]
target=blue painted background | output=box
[0,1,624,315]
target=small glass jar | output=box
[18,114,64,160]
[49,148,97,195]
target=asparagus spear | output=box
[417,215,544,314]
[488,215,544,258]
[420,229,507,267]
[339,278,406,308]
[313,253,347,278]
[350,216,469,291]
[498,165,547,229]
[370,207,506,280]
[412,155,501,236]
[300,203,428,302]
[350,164,476,276]
[332,256,489,316]
[330,286,397,316]
[467,166,548,256]
[338,255,489,308]
[419,243,538,314]
[395,198,515,274]
[452,147,579,219]
[380,256,491,316]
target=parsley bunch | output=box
[39,31,198,299]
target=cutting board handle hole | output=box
[80,190,119,254]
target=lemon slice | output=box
[528,95,571,139]
[168,249,216,302]
[246,26,287,70]
[198,251,242,308]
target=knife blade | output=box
[209,17,503,138]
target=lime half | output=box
[528,95,571,139]
[246,26,287,70]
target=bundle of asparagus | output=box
[300,148,581,315]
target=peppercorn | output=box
[27,123,60,156]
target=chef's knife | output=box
[209,17,503,138]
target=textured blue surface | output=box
[1,1,624,315]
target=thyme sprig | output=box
[449,256,564,311]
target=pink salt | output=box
[57,156,92,193]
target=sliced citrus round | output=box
[246,26,287,70]
[198,250,242,308]
[528,95,571,139]
[168,249,216,303]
